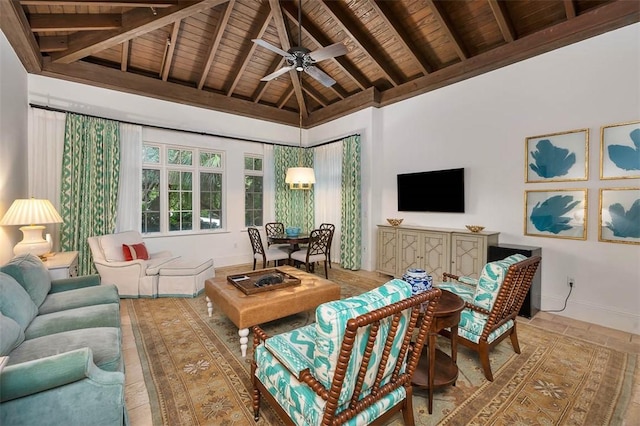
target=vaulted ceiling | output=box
[2,0,638,128]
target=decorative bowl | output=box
[386,218,403,227]
[285,227,301,237]
[465,225,485,233]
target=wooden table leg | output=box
[450,324,458,363]
[428,331,435,414]
[239,328,249,358]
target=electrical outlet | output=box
[567,276,575,288]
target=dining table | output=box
[268,233,310,252]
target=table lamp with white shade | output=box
[0,198,63,257]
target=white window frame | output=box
[244,154,264,227]
[142,143,225,235]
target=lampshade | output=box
[0,198,62,257]
[285,167,316,189]
[0,198,63,226]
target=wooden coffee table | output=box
[205,265,340,357]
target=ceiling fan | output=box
[252,0,347,87]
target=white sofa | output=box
[88,231,178,298]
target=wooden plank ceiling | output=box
[2,0,638,127]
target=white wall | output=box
[0,31,29,264]
[312,23,640,334]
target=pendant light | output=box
[285,74,315,189]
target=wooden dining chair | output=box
[264,222,291,252]
[247,227,290,270]
[290,228,331,278]
[319,223,335,268]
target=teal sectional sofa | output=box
[0,254,127,425]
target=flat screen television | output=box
[397,168,465,213]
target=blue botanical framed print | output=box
[525,189,587,240]
[600,120,640,180]
[525,129,589,183]
[599,188,640,245]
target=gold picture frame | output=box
[598,187,640,245]
[525,128,589,183]
[600,120,640,180]
[524,189,587,240]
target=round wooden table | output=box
[411,289,465,414]
[268,234,309,251]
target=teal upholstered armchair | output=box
[437,254,541,381]
[251,279,441,426]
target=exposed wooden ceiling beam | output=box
[303,83,328,108]
[40,59,299,125]
[370,0,432,75]
[269,0,306,117]
[281,1,369,91]
[197,0,235,90]
[39,36,68,52]
[277,87,294,109]
[425,0,468,60]
[320,0,403,87]
[1,0,42,72]
[49,0,226,64]
[488,0,516,43]
[121,40,129,71]
[20,1,177,6]
[564,0,577,19]
[30,14,122,32]
[252,56,284,102]
[226,9,272,96]
[161,20,180,81]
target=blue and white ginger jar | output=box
[402,268,433,295]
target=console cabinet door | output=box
[377,227,398,275]
[420,231,450,281]
[397,230,422,274]
[451,233,499,279]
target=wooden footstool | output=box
[205,265,340,357]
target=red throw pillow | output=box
[122,243,149,261]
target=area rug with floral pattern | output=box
[127,268,635,425]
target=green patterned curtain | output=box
[60,113,120,275]
[274,145,314,232]
[340,135,361,270]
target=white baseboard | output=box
[542,295,639,335]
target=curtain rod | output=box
[311,133,361,148]
[29,103,360,149]
[29,103,294,147]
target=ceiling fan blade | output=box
[304,66,336,87]
[261,65,295,81]
[252,39,290,58]
[308,43,348,62]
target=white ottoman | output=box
[158,258,214,297]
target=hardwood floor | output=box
[121,263,640,425]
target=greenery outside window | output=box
[142,143,224,234]
[245,155,263,227]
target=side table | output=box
[43,251,79,280]
[411,289,465,414]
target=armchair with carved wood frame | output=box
[251,279,441,425]
[437,254,541,381]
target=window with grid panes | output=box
[244,155,263,227]
[141,144,224,234]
